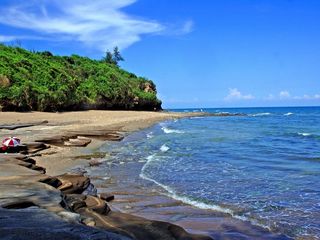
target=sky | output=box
[0,0,319,109]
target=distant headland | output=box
[0,44,162,112]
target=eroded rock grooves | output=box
[0,127,212,240]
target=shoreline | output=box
[86,123,292,240]
[0,110,291,239]
[0,110,214,240]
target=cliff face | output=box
[0,44,162,111]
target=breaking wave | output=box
[161,127,184,134]
[160,144,170,152]
[250,113,272,117]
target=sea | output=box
[86,107,320,239]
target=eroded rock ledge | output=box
[0,135,212,240]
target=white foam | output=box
[161,127,184,134]
[141,154,157,174]
[146,132,154,139]
[140,171,271,230]
[284,112,294,116]
[191,117,204,119]
[298,132,311,137]
[250,112,271,117]
[160,144,170,152]
[139,171,259,224]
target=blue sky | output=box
[0,0,319,108]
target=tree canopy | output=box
[0,44,162,111]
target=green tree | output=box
[103,46,124,66]
[104,51,115,65]
[112,46,124,65]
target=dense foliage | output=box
[0,44,162,111]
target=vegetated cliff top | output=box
[0,44,162,112]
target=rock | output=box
[56,173,90,194]
[21,142,49,153]
[99,193,115,202]
[74,208,213,240]
[89,158,103,167]
[84,195,110,215]
[82,217,96,227]
[64,136,92,147]
[0,120,48,130]
[35,135,67,146]
[67,130,124,141]
[58,211,81,223]
[38,176,62,188]
[64,194,110,215]
[63,194,87,212]
[82,183,97,196]
[0,208,130,240]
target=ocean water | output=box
[97,107,320,239]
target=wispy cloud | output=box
[224,88,255,101]
[180,20,194,34]
[265,90,320,101]
[279,90,291,99]
[0,35,17,42]
[0,0,192,51]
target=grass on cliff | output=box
[0,44,162,111]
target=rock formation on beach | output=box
[0,122,212,240]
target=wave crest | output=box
[250,113,272,117]
[161,127,184,134]
[298,132,312,137]
[160,144,170,152]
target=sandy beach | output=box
[0,110,197,174]
[0,110,294,240]
[0,110,215,240]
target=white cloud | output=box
[279,90,291,99]
[265,94,275,100]
[0,35,17,42]
[224,88,255,101]
[180,20,194,34]
[265,91,320,101]
[0,0,192,51]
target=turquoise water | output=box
[100,107,320,239]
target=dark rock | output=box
[0,208,131,240]
[99,193,115,202]
[39,176,62,188]
[57,173,90,194]
[64,194,87,212]
[84,195,110,215]
[21,142,49,153]
[0,120,48,130]
[82,183,97,196]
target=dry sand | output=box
[0,110,197,175]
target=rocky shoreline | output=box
[0,110,292,240]
[0,110,213,240]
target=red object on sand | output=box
[2,137,21,148]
